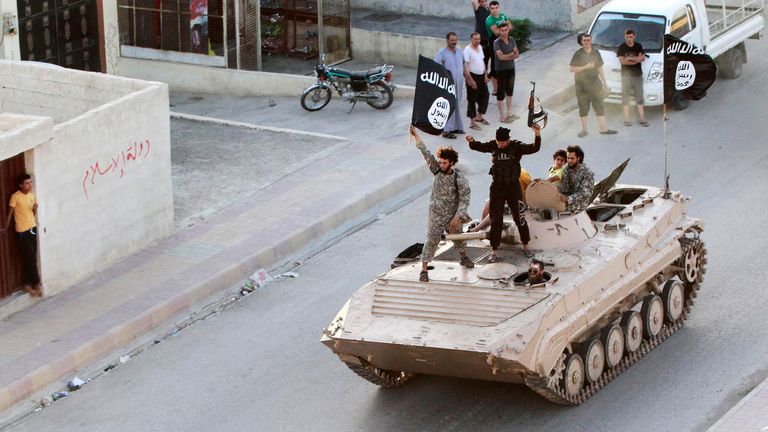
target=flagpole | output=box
[663,103,669,198]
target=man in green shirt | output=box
[484,0,511,96]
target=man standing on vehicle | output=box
[410,126,473,283]
[464,32,490,130]
[436,32,466,139]
[569,33,617,137]
[467,125,541,262]
[617,29,649,127]
[494,22,520,124]
[559,145,595,212]
[484,1,511,97]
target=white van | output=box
[589,0,765,109]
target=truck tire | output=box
[718,44,744,79]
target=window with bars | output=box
[117,0,224,56]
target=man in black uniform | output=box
[467,125,541,262]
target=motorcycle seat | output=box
[330,67,382,80]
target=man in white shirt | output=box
[463,32,490,131]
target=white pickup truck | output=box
[588,0,765,109]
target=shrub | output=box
[511,18,533,53]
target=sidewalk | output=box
[706,376,768,432]
[0,126,429,414]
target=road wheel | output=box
[621,310,643,354]
[641,294,664,339]
[601,324,625,368]
[662,280,685,322]
[561,353,585,398]
[366,82,394,109]
[580,339,605,384]
[718,45,744,79]
[678,237,706,287]
[300,84,332,111]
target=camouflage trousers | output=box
[421,216,467,263]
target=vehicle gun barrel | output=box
[441,230,512,241]
[442,232,488,241]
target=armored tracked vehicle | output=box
[321,165,706,405]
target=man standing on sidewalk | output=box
[410,126,473,283]
[464,32,490,130]
[569,33,617,137]
[471,0,492,74]
[436,32,466,139]
[484,0,511,96]
[5,173,42,297]
[617,29,649,127]
[493,22,519,124]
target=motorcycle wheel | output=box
[366,82,394,110]
[300,85,332,111]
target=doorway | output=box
[0,153,26,299]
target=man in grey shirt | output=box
[493,21,519,124]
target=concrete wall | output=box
[116,56,416,98]
[351,28,443,67]
[0,63,138,123]
[118,57,315,96]
[0,114,54,161]
[352,0,603,31]
[0,61,174,296]
[0,0,21,61]
[103,0,121,74]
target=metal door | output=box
[319,0,350,64]
[0,154,26,299]
[17,0,102,71]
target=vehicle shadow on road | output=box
[356,375,570,431]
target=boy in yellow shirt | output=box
[6,173,42,297]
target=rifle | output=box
[527,81,548,129]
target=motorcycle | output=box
[300,54,395,112]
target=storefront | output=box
[116,0,350,73]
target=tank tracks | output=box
[342,358,415,388]
[523,236,706,405]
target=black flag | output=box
[411,55,458,135]
[663,34,717,104]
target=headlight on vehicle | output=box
[647,62,663,83]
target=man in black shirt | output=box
[471,0,492,74]
[467,125,541,261]
[617,29,649,127]
[569,33,617,138]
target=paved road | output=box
[6,39,768,431]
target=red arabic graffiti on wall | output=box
[82,139,151,199]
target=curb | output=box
[0,149,429,413]
[705,376,768,432]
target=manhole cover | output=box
[363,13,402,22]
[477,263,518,280]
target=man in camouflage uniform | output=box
[410,126,473,283]
[559,144,595,212]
